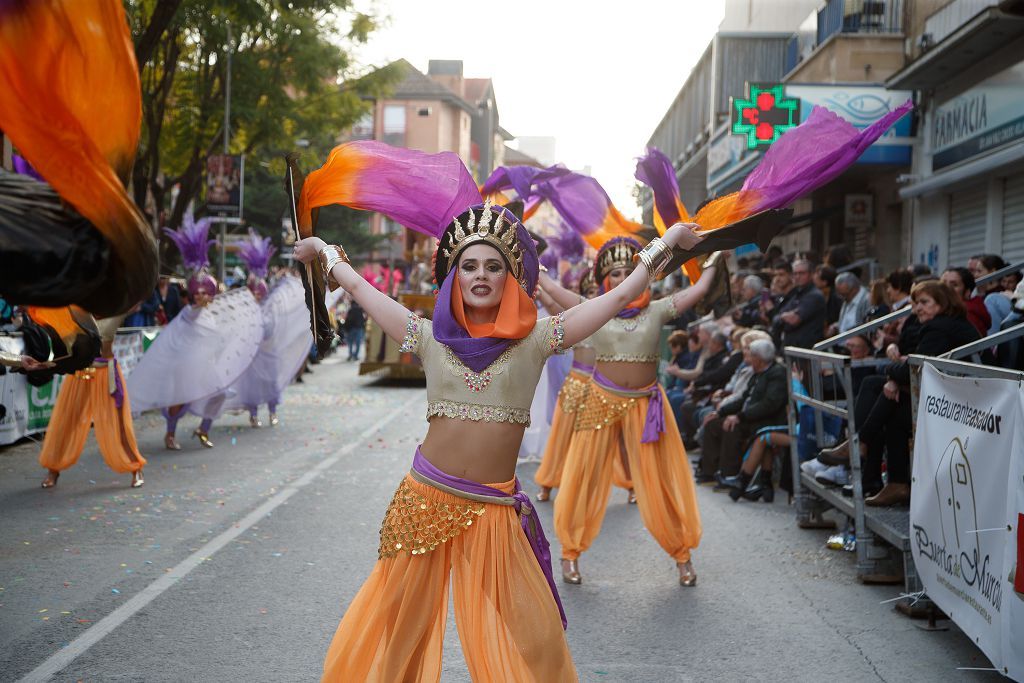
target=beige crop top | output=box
[400,313,566,425]
[590,296,678,363]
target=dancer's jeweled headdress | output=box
[436,199,527,291]
[163,209,217,298]
[595,237,641,284]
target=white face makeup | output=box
[457,243,507,312]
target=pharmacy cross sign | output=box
[731,84,799,149]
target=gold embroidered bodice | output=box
[591,296,678,363]
[400,313,565,425]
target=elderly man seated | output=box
[696,338,788,484]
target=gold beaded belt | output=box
[377,477,486,559]
[558,370,592,415]
[573,377,653,432]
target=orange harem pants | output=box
[38,362,146,474]
[535,371,632,491]
[322,474,577,683]
[554,381,701,562]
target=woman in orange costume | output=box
[292,141,706,683]
[541,239,720,587]
[534,269,635,503]
[38,315,145,489]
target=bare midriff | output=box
[594,360,658,389]
[420,416,527,483]
[573,346,596,366]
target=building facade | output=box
[888,0,1024,271]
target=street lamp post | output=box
[218,20,232,285]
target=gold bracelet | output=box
[318,245,349,291]
[635,238,673,280]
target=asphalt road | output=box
[0,358,997,682]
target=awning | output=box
[899,139,1024,197]
[886,6,1024,91]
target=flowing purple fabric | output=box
[12,153,44,182]
[571,360,594,374]
[635,147,686,225]
[741,101,913,212]
[480,164,570,200]
[97,358,125,409]
[431,216,540,373]
[412,448,567,629]
[592,370,665,443]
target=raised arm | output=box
[536,284,566,314]
[538,270,583,311]
[560,224,709,348]
[667,255,722,317]
[293,236,410,344]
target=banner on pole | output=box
[911,364,1023,678]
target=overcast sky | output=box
[352,0,726,219]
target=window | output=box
[350,111,374,140]
[417,107,432,117]
[383,105,406,146]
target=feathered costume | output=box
[126,212,262,447]
[222,232,312,425]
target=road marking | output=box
[18,391,422,683]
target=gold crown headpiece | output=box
[578,263,597,295]
[439,199,527,290]
[595,237,641,284]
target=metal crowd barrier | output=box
[836,258,882,282]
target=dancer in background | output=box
[37,314,145,489]
[126,211,262,449]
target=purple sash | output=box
[411,448,567,629]
[570,360,594,374]
[94,358,124,409]
[591,370,665,443]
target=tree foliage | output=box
[124,0,399,266]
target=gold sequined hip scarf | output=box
[558,368,593,414]
[574,376,655,432]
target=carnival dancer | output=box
[541,240,720,587]
[290,140,706,682]
[229,232,311,427]
[37,314,145,489]
[125,212,263,449]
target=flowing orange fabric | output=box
[38,364,146,474]
[0,0,155,316]
[25,306,93,353]
[451,275,537,340]
[554,382,701,562]
[322,474,577,682]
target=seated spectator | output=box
[970,254,1013,334]
[696,338,787,483]
[829,272,870,336]
[817,280,979,506]
[866,278,890,320]
[666,330,701,426]
[732,275,766,328]
[814,264,841,328]
[941,266,990,336]
[997,282,1024,370]
[824,245,856,278]
[668,326,740,446]
[725,427,790,502]
[770,259,826,349]
[876,269,915,351]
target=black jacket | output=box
[692,349,744,397]
[720,361,788,429]
[888,315,980,385]
[773,284,826,350]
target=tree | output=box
[124,0,399,245]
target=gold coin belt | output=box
[558,374,591,415]
[574,389,637,432]
[378,479,486,560]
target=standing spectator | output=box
[830,272,870,335]
[814,264,841,328]
[343,299,367,361]
[123,291,160,327]
[941,267,990,336]
[824,244,857,278]
[771,259,826,349]
[156,275,183,323]
[970,254,1012,334]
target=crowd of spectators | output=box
[660,244,1024,508]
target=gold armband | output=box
[318,244,349,292]
[634,238,673,280]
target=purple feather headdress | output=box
[163,209,217,273]
[237,230,276,279]
[546,223,585,264]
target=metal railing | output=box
[836,257,882,282]
[941,320,1024,362]
[818,0,904,44]
[814,260,1024,352]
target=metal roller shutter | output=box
[948,185,987,268]
[1002,173,1024,266]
